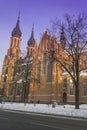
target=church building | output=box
[0,16,87,104]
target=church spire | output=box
[31,24,34,40]
[60,24,66,49]
[11,13,22,38]
[27,25,36,47]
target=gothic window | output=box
[9,86,13,95]
[47,60,53,83]
[62,78,67,89]
[17,39,19,46]
[16,50,18,57]
[70,80,74,95]
[11,39,13,47]
[44,38,46,51]
[83,80,87,96]
[37,61,41,83]
[42,54,46,74]
[14,39,16,47]
[31,48,33,55]
[84,57,87,68]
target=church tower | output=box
[27,26,37,57]
[9,14,22,59]
[0,15,22,98]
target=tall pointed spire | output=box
[27,25,36,47]
[60,24,66,49]
[11,12,22,38]
[31,24,34,40]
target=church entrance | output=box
[63,92,67,103]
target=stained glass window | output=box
[83,81,87,96]
[42,54,46,74]
[47,60,53,83]
[37,61,41,83]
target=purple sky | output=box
[0,0,87,74]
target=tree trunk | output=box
[75,82,79,109]
[75,58,79,109]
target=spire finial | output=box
[32,23,34,32]
[33,23,34,28]
[18,10,20,21]
[32,24,34,36]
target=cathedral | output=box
[0,15,87,104]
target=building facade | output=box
[0,17,87,104]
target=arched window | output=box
[62,78,67,89]
[84,57,87,68]
[83,80,87,96]
[16,50,18,58]
[44,38,46,51]
[37,61,41,83]
[47,60,53,83]
[17,39,19,47]
[11,39,13,47]
[14,39,16,47]
[9,86,13,95]
[70,80,74,95]
[42,53,46,74]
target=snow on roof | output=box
[17,79,23,83]
[21,63,27,66]
[80,69,87,76]
[80,73,87,76]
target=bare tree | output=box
[48,13,87,109]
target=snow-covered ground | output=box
[0,102,87,118]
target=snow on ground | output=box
[0,102,87,118]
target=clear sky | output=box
[0,0,87,74]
